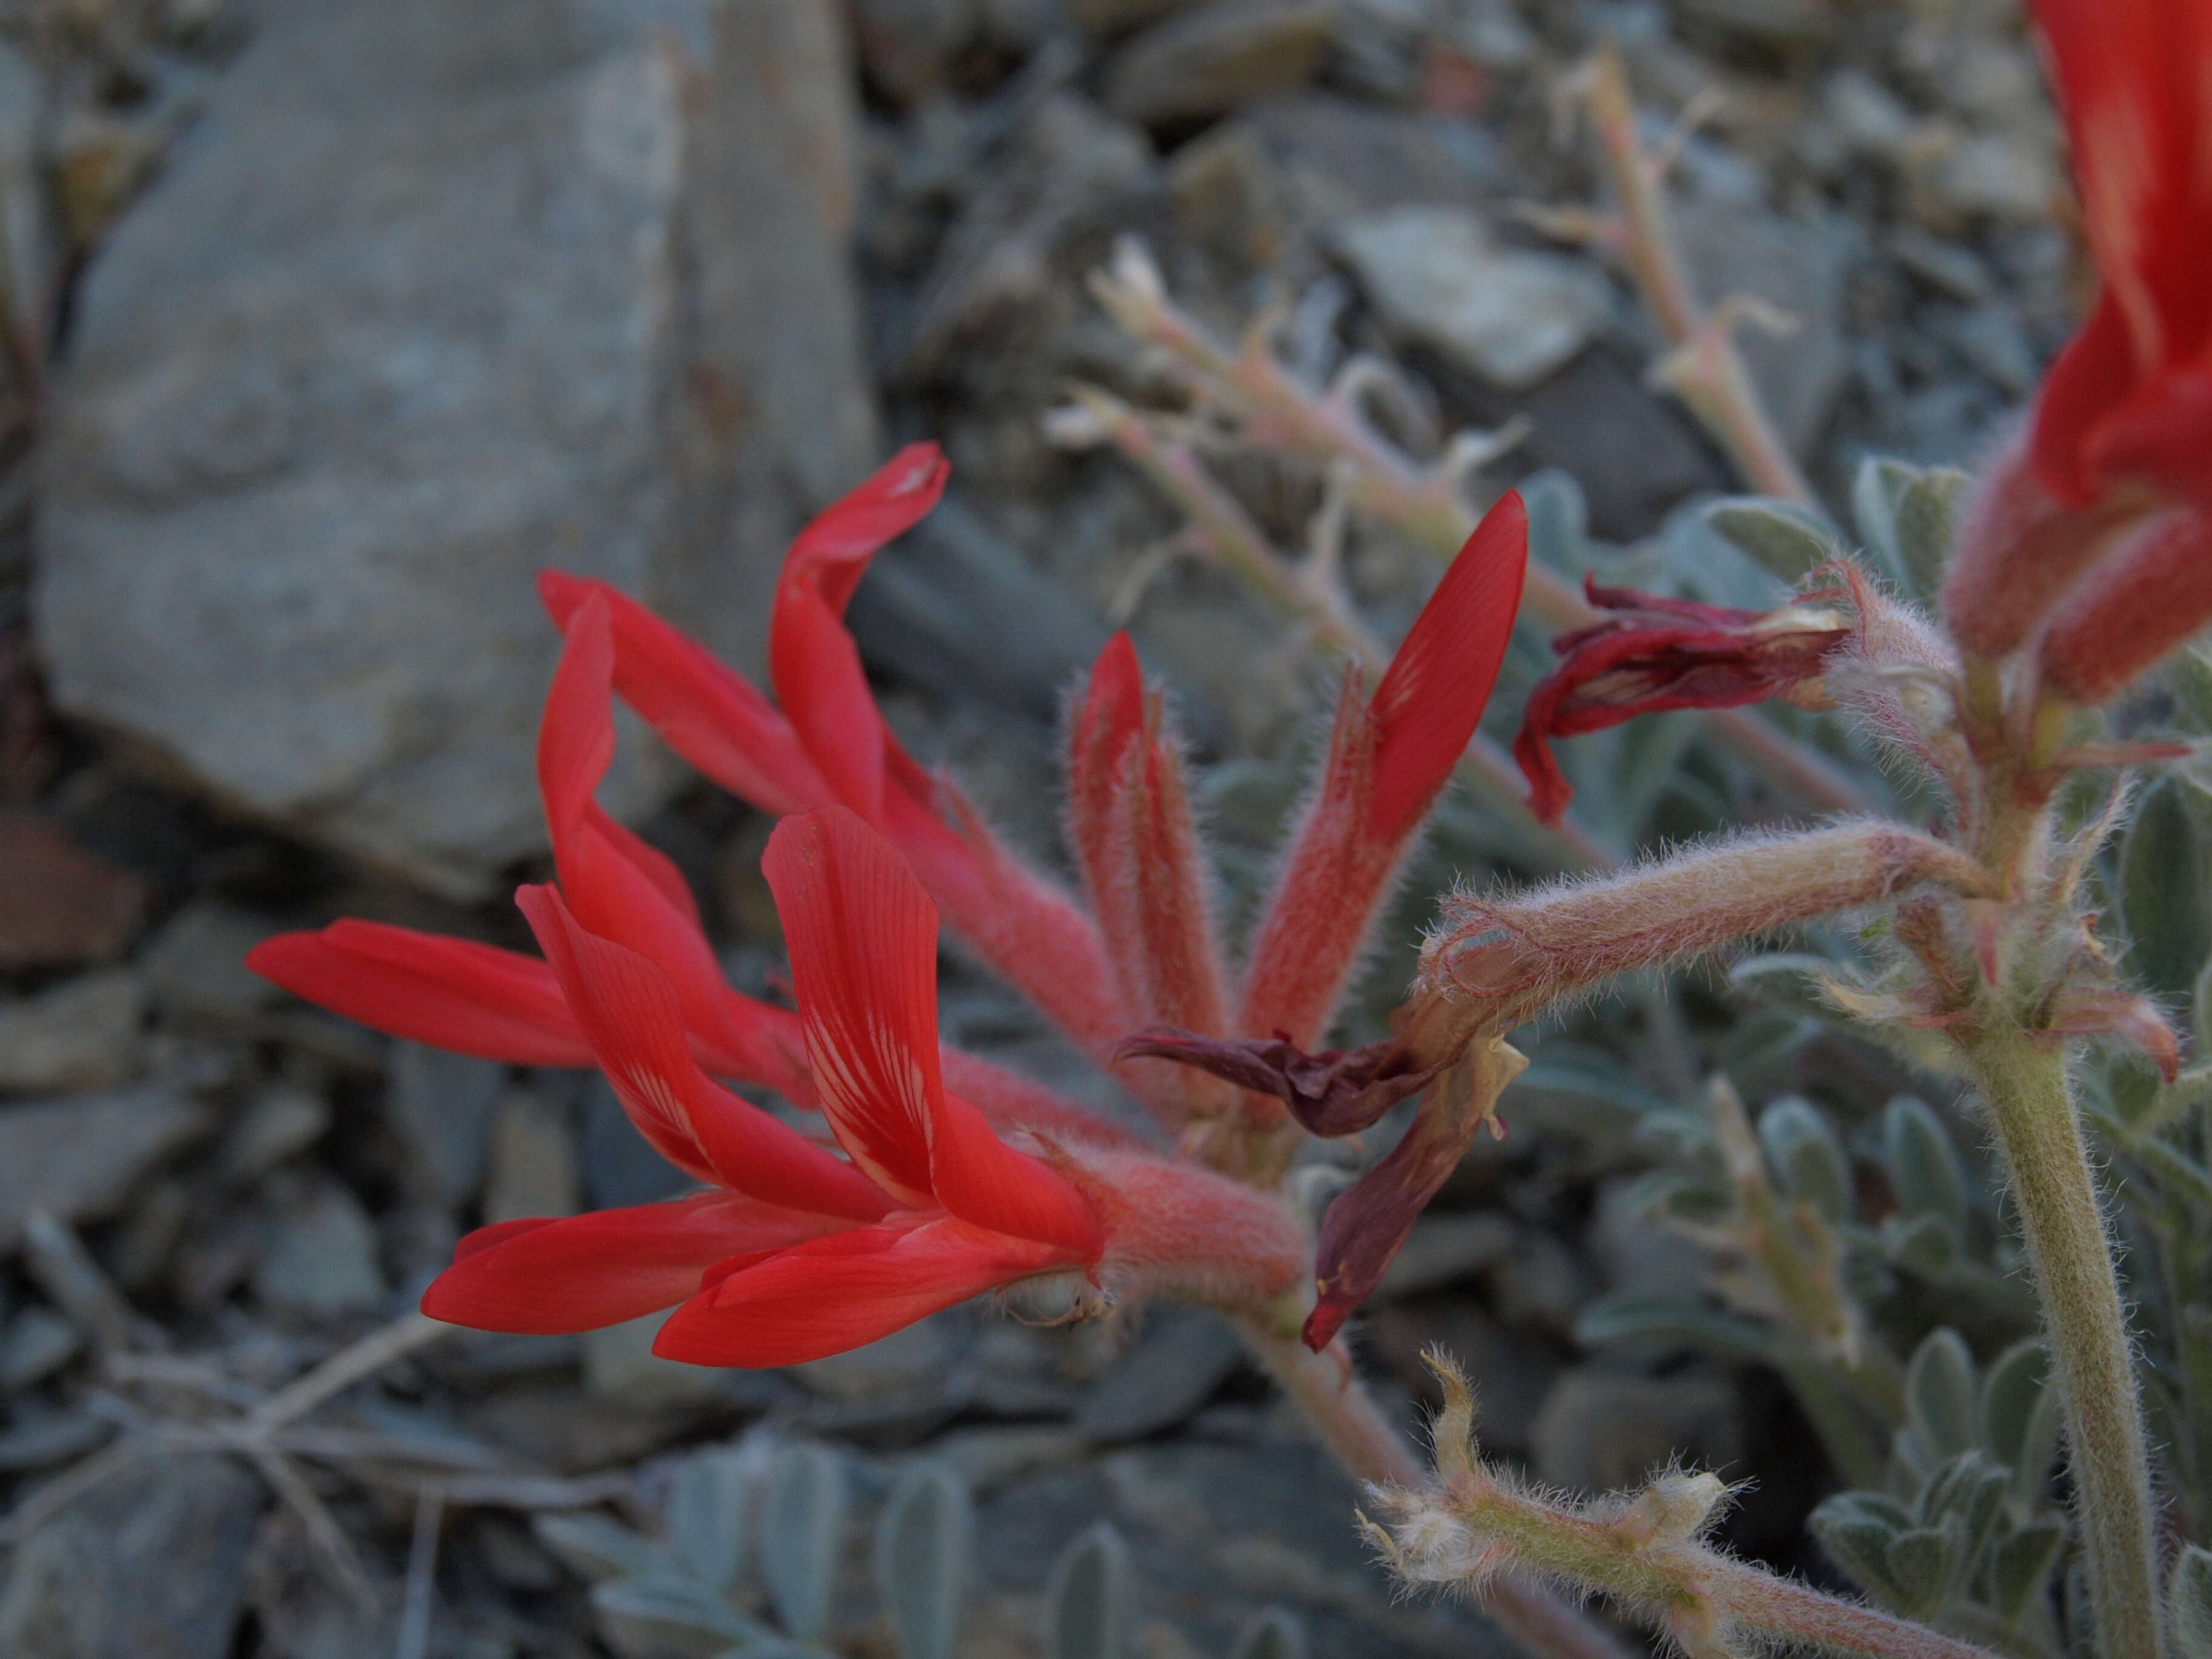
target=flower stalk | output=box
[1959,1014,2162,1659]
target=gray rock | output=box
[1671,201,1849,457]
[847,494,1113,725]
[0,1453,264,1659]
[580,1073,690,1209]
[1168,93,1503,271]
[1078,1307,1244,1443]
[219,1082,331,1179]
[0,1304,83,1388]
[581,1307,731,1409]
[386,1040,506,1204]
[137,900,285,1022]
[1335,207,1611,391]
[0,970,145,1094]
[253,1178,388,1319]
[36,0,876,899]
[0,39,52,356]
[1530,1364,1744,1495]
[484,1087,582,1224]
[1376,1210,1517,1298]
[0,1409,112,1473]
[903,92,1155,376]
[1103,1,1335,129]
[0,1084,207,1250]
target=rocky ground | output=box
[0,1,2066,1655]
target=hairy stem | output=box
[1238,1326,1644,1659]
[1962,1021,2162,1659]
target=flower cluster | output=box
[252,446,1531,1365]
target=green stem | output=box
[1237,1326,1644,1659]
[1963,1022,2162,1659]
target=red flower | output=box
[1513,579,1849,823]
[2024,0,2212,515]
[1942,0,2212,690]
[543,444,1124,1056]
[253,456,1529,1366]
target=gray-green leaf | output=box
[1045,1523,1130,1659]
[591,1574,767,1659]
[1758,1097,1851,1225]
[1906,1329,1979,1463]
[875,1460,973,1659]
[535,1512,668,1584]
[761,1443,850,1641]
[668,1449,752,1597]
[1883,1096,1966,1234]
[1703,497,1840,585]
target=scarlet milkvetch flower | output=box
[1942,0,2212,702]
[253,445,1530,1362]
[1510,578,1850,823]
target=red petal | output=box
[768,444,951,822]
[1367,491,1527,842]
[1237,496,1527,1048]
[518,882,890,1221]
[763,808,1102,1254]
[653,1215,1073,1367]
[1068,635,1230,1119]
[2042,506,2212,703]
[421,1193,854,1335]
[1068,632,1145,891]
[2030,298,2143,508]
[247,922,594,1068]
[538,570,830,817]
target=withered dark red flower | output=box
[1513,578,1849,823]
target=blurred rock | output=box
[0,1304,83,1388]
[1376,1209,1516,1297]
[484,1087,581,1224]
[0,39,53,357]
[903,92,1154,377]
[1169,94,1503,270]
[581,1307,730,1409]
[0,1083,206,1250]
[386,1039,504,1205]
[1588,1175,1714,1302]
[137,899,286,1022]
[1910,128,2057,227]
[218,1082,330,1181]
[0,810,147,968]
[848,494,1112,723]
[36,0,876,899]
[1671,201,1848,455]
[0,968,145,1093]
[1335,207,1610,391]
[1467,347,1729,540]
[579,1073,689,1209]
[1102,1,1333,129]
[0,1453,263,1659]
[253,1176,387,1318]
[1530,1364,1744,1493]
[1366,1299,1560,1453]
[0,1407,111,1473]
[1074,0,1199,34]
[1078,1307,1243,1443]
[796,1315,959,1401]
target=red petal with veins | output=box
[763,807,1102,1256]
[420,1193,856,1335]
[654,1215,1077,1368]
[518,881,889,1222]
[249,923,594,1069]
